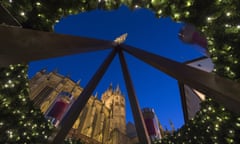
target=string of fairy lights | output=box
[0,0,239,143]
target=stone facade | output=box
[29,70,136,144]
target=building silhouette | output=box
[29,70,137,144]
[178,56,214,122]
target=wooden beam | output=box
[121,44,240,114]
[0,26,113,67]
[118,48,151,144]
[178,82,189,123]
[49,49,117,144]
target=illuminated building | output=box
[142,108,162,141]
[29,70,135,144]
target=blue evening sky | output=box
[28,5,203,130]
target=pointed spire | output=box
[94,92,98,98]
[76,79,81,85]
[40,68,47,73]
[115,84,121,94]
[108,82,113,90]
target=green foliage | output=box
[0,64,53,143]
[155,98,240,144]
[0,0,240,143]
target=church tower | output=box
[30,70,134,144]
[101,84,126,135]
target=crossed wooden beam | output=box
[1,26,240,144]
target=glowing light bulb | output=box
[186,1,191,7]
[4,84,9,88]
[157,9,162,14]
[10,65,14,70]
[225,24,230,27]
[226,12,231,17]
[8,80,12,84]
[20,12,25,16]
[174,13,180,19]
[236,122,240,127]
[207,17,213,22]
[36,2,41,6]
[134,5,140,9]
[5,72,10,76]
[184,11,190,17]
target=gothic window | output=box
[33,86,54,106]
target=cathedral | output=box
[29,69,138,144]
